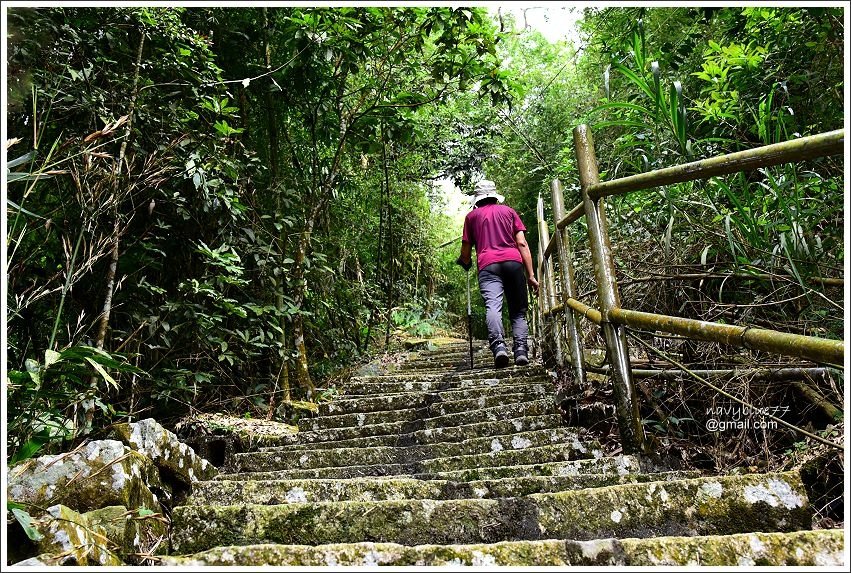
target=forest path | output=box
[162,339,842,566]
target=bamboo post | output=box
[537,195,563,367]
[573,125,647,454]
[551,179,587,387]
[535,199,551,365]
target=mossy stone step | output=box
[162,529,844,566]
[216,451,652,481]
[300,398,556,436]
[342,374,550,396]
[414,442,600,474]
[188,471,703,506]
[304,391,552,432]
[321,383,551,416]
[409,414,566,445]
[418,398,556,430]
[265,414,566,451]
[351,364,549,384]
[235,428,598,473]
[413,455,644,481]
[216,451,641,483]
[171,471,810,554]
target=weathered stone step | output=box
[415,442,597,474]
[410,414,566,445]
[418,398,555,429]
[235,428,597,473]
[188,470,702,506]
[265,414,566,451]
[171,471,811,554]
[304,391,551,432]
[342,374,551,396]
[216,454,642,482]
[162,529,844,566]
[419,452,693,481]
[321,383,550,416]
[293,399,556,441]
[351,364,549,384]
[396,354,490,370]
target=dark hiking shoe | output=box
[514,342,529,367]
[491,340,509,368]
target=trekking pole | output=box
[466,268,474,370]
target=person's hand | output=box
[456,256,472,271]
[528,276,539,295]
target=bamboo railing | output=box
[536,126,845,454]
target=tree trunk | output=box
[382,135,394,348]
[262,6,291,417]
[292,228,316,397]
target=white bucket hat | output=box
[471,179,504,207]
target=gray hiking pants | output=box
[478,260,529,348]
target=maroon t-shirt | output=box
[462,203,527,272]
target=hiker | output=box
[456,179,539,367]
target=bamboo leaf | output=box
[6,199,46,219]
[651,61,661,111]
[614,63,655,102]
[7,150,35,168]
[85,356,118,389]
[590,101,655,116]
[11,508,44,542]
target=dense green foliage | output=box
[5,6,844,463]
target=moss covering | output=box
[172,472,809,553]
[188,471,704,506]
[7,440,161,513]
[532,471,811,541]
[84,505,169,561]
[33,504,124,566]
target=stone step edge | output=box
[306,392,553,429]
[321,384,552,415]
[298,394,557,432]
[350,367,550,382]
[233,429,601,472]
[170,471,811,554]
[185,470,705,505]
[215,454,643,482]
[233,438,601,474]
[303,397,556,433]
[159,529,844,567]
[260,414,568,450]
[261,424,591,458]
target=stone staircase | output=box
[162,339,843,566]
